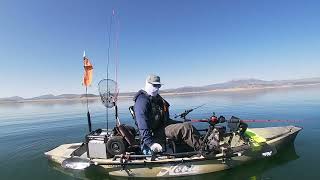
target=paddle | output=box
[61,151,242,170]
[62,143,278,170]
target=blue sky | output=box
[0,0,320,98]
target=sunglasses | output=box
[152,84,161,88]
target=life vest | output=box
[149,95,168,130]
[133,90,170,131]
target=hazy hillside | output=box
[0,96,25,102]
[1,77,320,103]
[162,78,320,93]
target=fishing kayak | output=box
[45,125,301,178]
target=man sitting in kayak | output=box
[133,74,202,154]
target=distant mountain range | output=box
[1,77,320,103]
[0,93,99,103]
[161,77,320,94]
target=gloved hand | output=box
[150,143,163,153]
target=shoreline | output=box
[1,83,320,104]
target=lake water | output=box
[0,86,320,179]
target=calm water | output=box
[1,86,320,179]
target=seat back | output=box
[129,106,139,128]
[129,106,135,119]
[117,124,137,146]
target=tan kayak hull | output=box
[45,126,301,177]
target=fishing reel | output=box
[207,112,226,126]
[174,109,193,121]
[174,104,206,121]
[201,113,227,153]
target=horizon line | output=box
[1,76,320,99]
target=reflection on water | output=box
[200,144,299,180]
[0,86,320,179]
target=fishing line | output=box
[114,10,120,100]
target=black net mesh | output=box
[98,79,118,108]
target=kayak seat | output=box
[129,106,136,121]
[115,124,139,147]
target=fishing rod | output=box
[85,87,92,132]
[174,104,206,120]
[105,10,113,132]
[189,118,300,124]
[103,9,120,131]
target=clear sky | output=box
[0,0,320,98]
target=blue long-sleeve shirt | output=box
[133,90,154,147]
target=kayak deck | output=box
[250,125,299,140]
